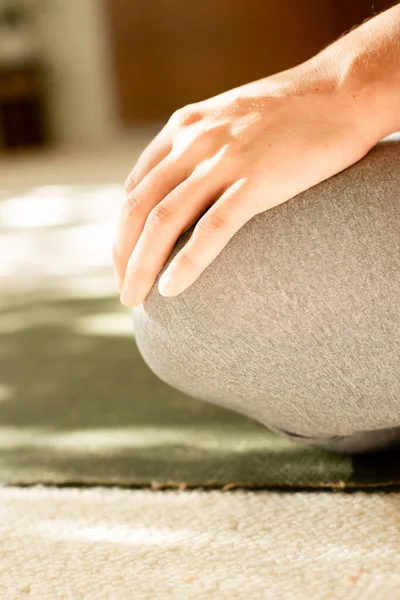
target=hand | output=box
[113,58,378,306]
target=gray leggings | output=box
[133,135,400,453]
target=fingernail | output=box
[158,271,183,297]
[120,283,139,307]
[120,291,133,307]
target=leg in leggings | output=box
[133,134,400,453]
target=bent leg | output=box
[133,135,400,453]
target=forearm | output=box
[318,4,400,140]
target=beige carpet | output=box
[0,486,399,600]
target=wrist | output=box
[316,12,400,143]
[283,50,391,151]
[333,50,399,140]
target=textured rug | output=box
[0,161,399,490]
[1,486,400,600]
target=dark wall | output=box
[106,0,394,124]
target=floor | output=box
[1,487,400,600]
[1,141,400,599]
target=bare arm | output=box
[318,3,400,138]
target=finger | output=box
[115,140,229,291]
[125,128,172,195]
[124,108,215,195]
[113,156,189,287]
[124,107,203,193]
[120,166,224,307]
[157,179,252,297]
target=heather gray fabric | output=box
[133,135,400,453]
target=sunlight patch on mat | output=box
[57,274,118,299]
[0,307,77,334]
[0,426,297,454]
[73,313,133,337]
[0,188,71,229]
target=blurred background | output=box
[0,0,393,275]
[0,1,394,466]
[0,0,393,152]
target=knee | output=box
[132,223,400,448]
[132,284,235,417]
[134,287,400,454]
[131,223,276,425]
[132,284,202,398]
[134,288,400,454]
[132,138,400,447]
[132,228,225,404]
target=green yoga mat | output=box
[0,285,399,490]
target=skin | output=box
[113,4,400,306]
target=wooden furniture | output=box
[106,0,340,124]
[106,0,395,126]
[0,62,46,149]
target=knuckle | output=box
[179,252,197,270]
[124,192,142,215]
[197,213,226,236]
[146,204,173,231]
[124,172,137,194]
[168,109,181,127]
[170,104,202,128]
